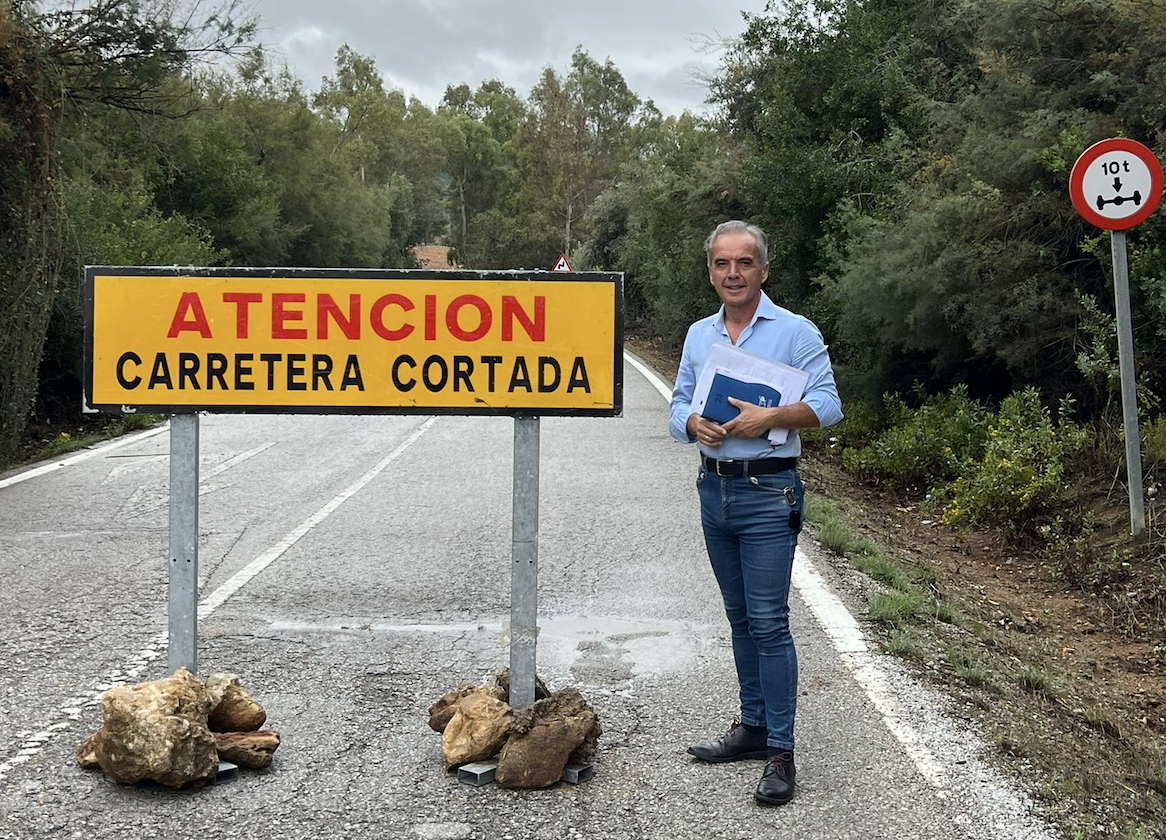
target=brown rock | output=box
[428,683,506,733]
[75,731,100,769]
[93,667,218,789]
[205,673,266,733]
[215,730,280,769]
[441,693,515,769]
[496,688,601,789]
[493,669,552,704]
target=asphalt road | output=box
[0,353,1062,840]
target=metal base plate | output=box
[457,761,497,786]
[456,760,594,787]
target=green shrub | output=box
[1145,415,1166,470]
[1037,515,1100,584]
[842,385,990,489]
[804,398,886,452]
[943,388,1087,533]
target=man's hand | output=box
[687,412,728,448]
[722,398,822,440]
[721,397,777,439]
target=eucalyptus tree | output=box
[510,48,657,267]
[437,80,524,265]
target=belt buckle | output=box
[715,459,733,477]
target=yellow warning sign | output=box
[85,268,623,416]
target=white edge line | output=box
[625,350,674,401]
[626,348,947,789]
[792,555,947,787]
[0,423,170,491]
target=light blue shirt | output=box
[669,292,843,460]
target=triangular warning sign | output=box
[552,253,573,272]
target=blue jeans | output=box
[697,465,803,752]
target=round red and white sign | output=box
[1070,138,1163,230]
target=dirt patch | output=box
[627,331,1166,840]
[414,244,454,269]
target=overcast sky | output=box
[245,1,773,117]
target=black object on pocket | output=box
[790,510,802,532]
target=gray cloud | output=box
[248,0,770,115]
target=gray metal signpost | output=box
[1109,231,1146,537]
[167,413,200,673]
[509,416,540,709]
[1070,138,1163,538]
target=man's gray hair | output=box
[704,221,768,266]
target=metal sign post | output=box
[1110,231,1147,537]
[509,416,540,708]
[1070,138,1163,538]
[167,413,200,673]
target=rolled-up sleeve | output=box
[793,325,843,429]
[669,329,698,444]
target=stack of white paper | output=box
[691,342,809,445]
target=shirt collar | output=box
[715,291,779,336]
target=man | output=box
[669,220,842,806]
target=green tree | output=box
[313,45,446,264]
[580,113,746,339]
[436,79,525,264]
[711,0,1166,409]
[502,48,657,269]
[437,111,509,260]
[0,0,254,465]
[149,105,283,261]
[214,54,395,267]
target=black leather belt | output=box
[702,456,798,477]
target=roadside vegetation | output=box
[3,1,1166,837]
[798,454,1166,840]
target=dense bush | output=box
[842,386,990,490]
[838,385,1087,536]
[943,389,1087,532]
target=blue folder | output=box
[702,372,782,437]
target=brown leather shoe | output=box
[687,719,768,763]
[754,751,796,805]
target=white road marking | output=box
[0,416,438,781]
[629,348,948,789]
[0,425,169,491]
[202,441,278,482]
[113,441,280,517]
[792,556,947,787]
[198,417,438,616]
[624,350,676,399]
